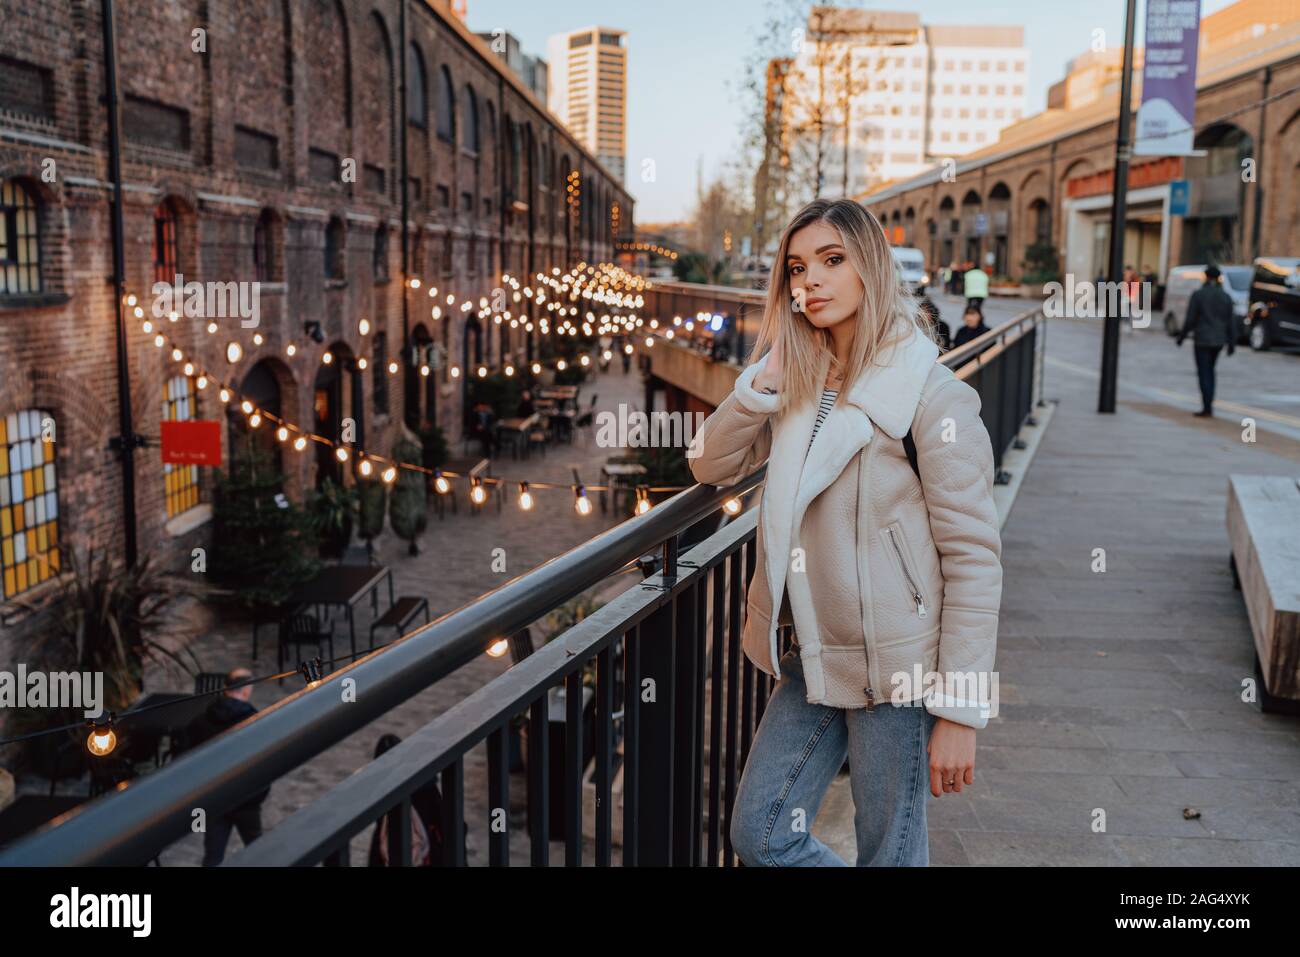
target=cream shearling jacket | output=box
[687,323,1003,730]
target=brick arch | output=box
[360,10,396,200]
[300,0,352,142]
[1266,106,1300,257]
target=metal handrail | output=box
[0,473,763,866]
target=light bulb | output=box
[294,436,307,451]
[87,726,117,756]
[335,447,349,462]
[276,427,289,442]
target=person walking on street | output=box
[182,668,270,865]
[1176,265,1238,417]
[963,262,988,311]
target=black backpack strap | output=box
[902,429,920,482]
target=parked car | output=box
[1161,264,1252,339]
[1246,256,1300,351]
[891,246,928,295]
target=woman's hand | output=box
[927,717,976,796]
[753,336,783,393]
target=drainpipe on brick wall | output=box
[101,0,140,568]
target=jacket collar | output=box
[753,320,939,681]
[841,322,942,439]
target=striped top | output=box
[808,388,838,451]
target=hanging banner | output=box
[161,420,222,466]
[1133,0,1202,156]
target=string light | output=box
[518,481,533,511]
[86,718,117,756]
[486,638,510,658]
[574,484,592,516]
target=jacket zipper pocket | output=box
[887,526,928,619]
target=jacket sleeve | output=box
[687,359,779,487]
[1180,289,1201,342]
[912,377,1003,730]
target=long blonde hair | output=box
[747,199,933,411]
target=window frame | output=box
[0,408,60,601]
[162,375,202,519]
[0,179,42,295]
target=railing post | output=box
[630,585,677,864]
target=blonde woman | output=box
[688,199,1003,866]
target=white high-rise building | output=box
[547,27,627,183]
[781,9,1027,197]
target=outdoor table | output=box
[288,564,395,659]
[495,414,539,459]
[123,691,217,765]
[0,794,85,848]
[600,462,648,513]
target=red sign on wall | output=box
[161,420,222,466]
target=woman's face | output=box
[785,220,865,329]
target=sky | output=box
[465,0,1240,223]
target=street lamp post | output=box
[1098,0,1138,414]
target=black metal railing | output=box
[0,307,1045,867]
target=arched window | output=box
[0,179,41,294]
[1,408,60,600]
[325,216,345,279]
[162,375,201,518]
[485,100,495,142]
[407,42,428,127]
[436,65,455,142]
[153,199,180,285]
[253,208,274,283]
[463,85,479,153]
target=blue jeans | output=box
[730,648,937,866]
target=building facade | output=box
[0,0,634,634]
[547,26,627,184]
[857,2,1300,284]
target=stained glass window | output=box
[0,409,59,600]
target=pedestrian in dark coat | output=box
[1176,265,1237,416]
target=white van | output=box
[1162,264,1252,339]
[891,246,928,295]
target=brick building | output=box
[0,0,634,641]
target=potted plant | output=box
[211,445,321,610]
[356,475,387,562]
[10,543,205,774]
[308,477,359,560]
[1021,241,1061,293]
[988,272,1022,296]
[388,438,428,555]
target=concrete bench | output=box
[1227,474,1300,713]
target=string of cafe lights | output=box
[129,262,734,514]
[0,548,714,758]
[617,241,679,261]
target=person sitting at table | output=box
[516,389,535,418]
[182,668,270,866]
[471,400,497,456]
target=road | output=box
[929,292,1300,442]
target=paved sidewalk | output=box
[817,312,1300,865]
